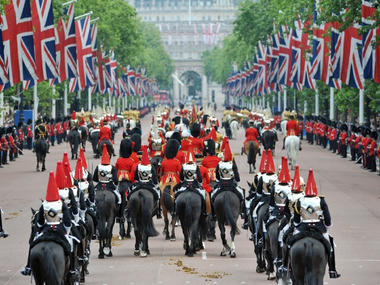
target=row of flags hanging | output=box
[0,0,158,98]
[225,0,380,98]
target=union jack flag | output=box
[127,66,135,96]
[69,76,79,93]
[0,29,9,85]
[290,20,309,88]
[75,16,95,90]
[341,25,364,89]
[362,0,380,83]
[278,26,293,87]
[55,3,76,82]
[1,0,38,85]
[269,33,280,86]
[31,0,58,81]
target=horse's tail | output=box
[224,192,237,233]
[290,138,297,162]
[139,191,158,237]
[184,197,192,233]
[40,244,60,284]
[304,241,313,285]
[248,142,255,164]
[96,193,106,240]
[163,185,174,213]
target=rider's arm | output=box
[88,182,95,204]
[196,166,202,183]
[215,164,220,181]
[179,166,184,181]
[92,166,99,182]
[62,204,72,228]
[233,159,240,182]
[112,166,118,185]
[269,185,275,207]
[256,176,263,195]
[284,198,291,220]
[69,189,78,216]
[36,205,45,229]
[320,197,332,228]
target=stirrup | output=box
[329,271,341,278]
[278,265,288,277]
[20,267,32,276]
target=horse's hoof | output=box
[85,269,89,275]
[80,276,85,283]
[41,168,46,172]
[103,247,110,255]
[146,249,150,255]
[134,250,140,256]
[170,236,176,242]
[220,251,226,257]
[186,251,194,257]
[230,251,236,258]
[126,233,131,239]
[267,272,276,280]
[140,251,148,257]
[165,236,170,240]
[98,254,104,259]
[36,169,40,172]
[106,251,113,257]
[256,266,265,273]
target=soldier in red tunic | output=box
[367,131,377,172]
[188,123,204,157]
[98,119,112,145]
[160,139,182,186]
[339,124,348,158]
[17,122,25,154]
[283,114,300,150]
[243,120,260,147]
[26,119,33,150]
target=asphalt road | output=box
[1,110,379,285]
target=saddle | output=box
[212,180,243,202]
[129,183,159,201]
[288,227,331,254]
[31,226,71,256]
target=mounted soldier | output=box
[283,113,301,150]
[292,169,340,278]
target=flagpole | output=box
[33,80,38,122]
[283,89,287,110]
[64,82,68,117]
[315,87,319,116]
[0,92,3,126]
[62,0,77,6]
[88,88,91,111]
[108,93,111,108]
[359,89,364,124]
[329,87,334,120]
[277,91,281,112]
[52,85,56,119]
[75,11,93,21]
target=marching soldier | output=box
[26,119,33,150]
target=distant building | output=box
[126,0,242,107]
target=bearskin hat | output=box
[36,119,42,125]
[17,121,23,128]
[202,114,209,125]
[43,116,49,124]
[351,125,357,133]
[27,119,32,125]
[131,133,141,152]
[131,127,142,136]
[326,119,331,126]
[182,117,190,127]
[171,131,182,144]
[340,123,348,132]
[364,128,371,136]
[165,139,179,159]
[179,103,184,109]
[190,123,201,138]
[6,127,13,134]
[332,121,337,128]
[172,116,181,125]
[50,118,54,124]
[119,139,132,158]
[0,127,4,136]
[56,117,62,123]
[205,139,216,155]
[370,131,378,140]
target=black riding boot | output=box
[328,236,340,278]
[20,248,32,276]
[156,200,162,219]
[69,251,80,282]
[282,137,285,150]
[0,210,8,238]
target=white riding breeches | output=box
[113,189,122,204]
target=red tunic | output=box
[188,137,204,155]
[200,165,212,193]
[340,132,348,145]
[286,120,299,136]
[181,139,192,153]
[27,126,33,138]
[369,139,377,156]
[176,150,186,164]
[115,157,136,182]
[362,137,369,153]
[130,152,140,164]
[99,126,111,142]
[18,129,24,141]
[377,145,380,159]
[354,135,362,149]
[160,158,181,184]
[1,137,8,150]
[244,127,259,145]
[201,155,220,181]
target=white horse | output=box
[281,120,288,137]
[285,135,300,170]
[230,120,239,139]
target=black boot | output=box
[156,200,162,219]
[20,248,32,276]
[69,252,80,283]
[328,236,341,278]
[0,210,8,238]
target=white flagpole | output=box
[88,88,91,111]
[64,82,68,117]
[108,93,111,107]
[33,80,38,122]
[75,11,93,21]
[0,92,3,126]
[315,87,319,116]
[62,0,77,6]
[329,87,334,120]
[359,89,364,124]
[283,89,287,110]
[52,85,56,119]
[277,91,281,112]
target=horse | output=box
[78,125,88,151]
[214,191,241,258]
[161,181,177,241]
[89,128,100,157]
[118,180,132,239]
[230,119,239,139]
[29,209,70,285]
[35,138,48,172]
[261,130,278,152]
[223,120,232,139]
[285,135,300,170]
[83,211,94,275]
[176,190,207,257]
[242,140,260,174]
[289,237,328,285]
[95,189,117,259]
[265,218,281,281]
[128,189,159,257]
[253,202,269,275]
[98,139,114,159]
[67,129,80,160]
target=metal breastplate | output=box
[287,192,304,216]
[299,197,323,223]
[183,163,197,181]
[218,161,234,180]
[262,173,277,195]
[152,138,162,151]
[138,164,152,182]
[274,183,291,206]
[43,200,63,225]
[98,164,113,183]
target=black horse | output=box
[78,126,88,151]
[261,130,278,152]
[95,189,117,259]
[35,138,48,172]
[89,129,100,158]
[290,237,328,285]
[128,189,159,257]
[98,139,114,159]
[214,191,240,258]
[176,191,207,257]
[67,129,80,159]
[118,180,132,239]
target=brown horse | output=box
[160,179,177,241]
[242,140,260,174]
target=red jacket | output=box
[18,129,24,141]
[377,145,380,159]
[188,137,204,155]
[201,155,220,181]
[340,132,348,145]
[27,126,33,138]
[130,152,140,164]
[369,139,377,156]
[200,165,212,193]
[99,126,111,142]
[286,120,299,136]
[115,157,136,182]
[160,158,181,184]
[1,137,8,150]
[244,127,259,145]
[354,135,362,149]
